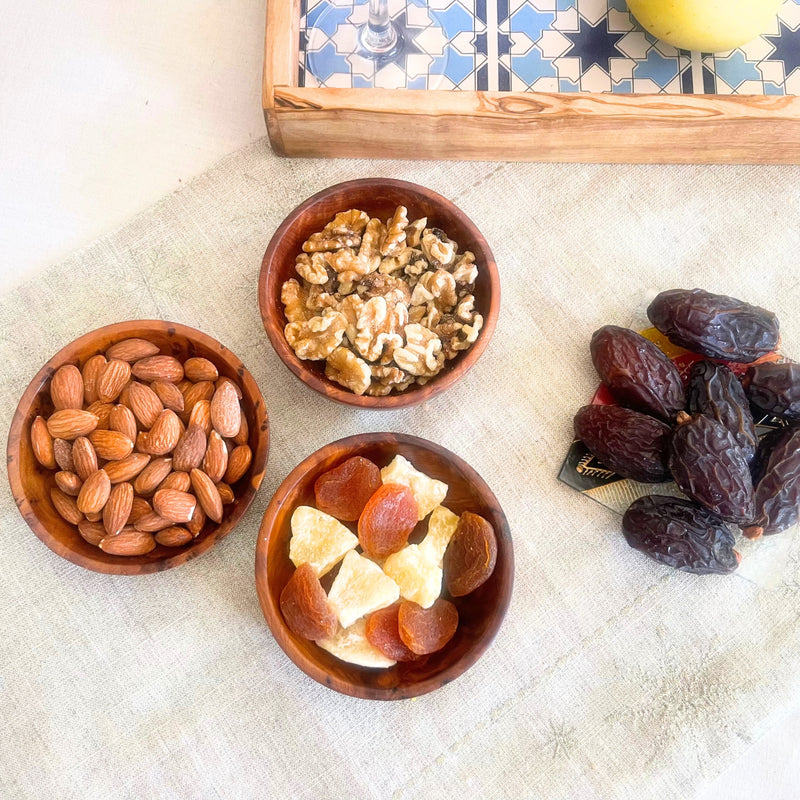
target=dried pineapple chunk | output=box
[327,550,400,629]
[289,506,358,577]
[383,544,442,609]
[317,618,396,668]
[380,455,447,520]
[419,505,459,566]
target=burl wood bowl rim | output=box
[257,177,499,409]
[255,432,514,700]
[7,320,269,575]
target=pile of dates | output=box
[573,288,800,575]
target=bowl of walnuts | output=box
[258,178,499,408]
[7,320,269,574]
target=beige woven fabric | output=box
[2,141,800,800]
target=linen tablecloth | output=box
[2,141,799,799]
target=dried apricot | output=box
[280,563,338,641]
[397,598,458,655]
[358,483,418,559]
[443,511,497,597]
[314,456,382,521]
[365,604,417,662]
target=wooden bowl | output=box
[258,178,499,408]
[256,433,513,700]
[7,320,269,575]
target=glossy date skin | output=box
[668,412,755,524]
[647,289,779,363]
[622,495,739,575]
[590,326,684,423]
[686,360,757,464]
[573,404,671,483]
[742,362,800,423]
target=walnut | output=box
[306,284,339,312]
[417,269,457,311]
[455,294,476,323]
[393,324,444,377]
[329,220,385,285]
[325,347,371,396]
[354,297,408,363]
[408,305,426,325]
[378,247,414,276]
[405,217,427,248]
[367,365,414,396]
[295,252,330,285]
[281,279,311,323]
[323,209,369,237]
[285,308,347,360]
[435,313,483,359]
[303,231,361,253]
[421,228,456,267]
[409,281,434,307]
[337,294,364,345]
[356,272,412,306]
[380,206,408,256]
[452,251,478,287]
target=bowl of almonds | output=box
[255,432,513,699]
[7,320,269,574]
[258,178,499,407]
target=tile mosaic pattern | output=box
[299,0,800,95]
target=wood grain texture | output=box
[7,320,269,575]
[265,86,800,163]
[255,433,514,700]
[258,178,500,408]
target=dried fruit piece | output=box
[317,618,396,668]
[131,355,184,383]
[288,506,358,576]
[50,365,84,410]
[590,326,684,423]
[103,482,134,536]
[743,362,800,423]
[97,359,131,403]
[397,598,458,655]
[153,489,197,524]
[314,456,382,521]
[105,338,160,362]
[443,511,498,596]
[419,505,459,565]
[77,469,112,515]
[82,354,107,405]
[46,409,99,440]
[184,357,219,383]
[224,445,252,485]
[365,604,417,661]
[573,404,671,483]
[155,526,193,547]
[380,455,447,520]
[647,288,779,363]
[31,416,57,469]
[327,550,400,629]
[743,427,800,538]
[622,495,740,574]
[280,563,339,641]
[51,487,83,524]
[687,361,757,463]
[358,483,418,559]
[190,469,223,523]
[383,545,442,609]
[99,529,156,555]
[72,436,98,480]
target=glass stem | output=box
[361,0,398,54]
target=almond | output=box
[85,401,114,429]
[202,431,228,483]
[89,429,134,461]
[31,416,57,469]
[97,359,131,403]
[46,409,99,440]
[172,424,207,473]
[50,487,83,524]
[186,503,206,537]
[82,354,107,405]
[183,381,215,417]
[105,338,160,362]
[54,471,82,496]
[50,364,84,410]
[224,445,252,485]
[146,409,182,455]
[188,399,212,436]
[151,379,185,413]
[233,409,249,447]
[103,452,151,484]
[77,469,111,514]
[52,438,74,472]
[99,529,156,555]
[216,482,235,505]
[109,404,137,443]
[153,489,196,524]
[129,496,152,524]
[118,383,131,407]
[184,357,219,383]
[127,381,163,428]
[210,381,240,438]
[216,376,243,399]
[78,520,107,546]
[72,436,98,480]
[103,482,134,536]
[158,471,191,492]
[190,469,223,523]
[155,526,193,547]
[133,457,173,496]
[84,510,103,522]
[134,510,174,532]
[131,355,184,383]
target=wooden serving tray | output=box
[263,0,800,163]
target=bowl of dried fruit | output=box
[7,320,269,574]
[255,432,513,700]
[258,178,499,407]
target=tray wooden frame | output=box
[263,0,800,163]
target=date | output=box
[742,362,800,423]
[573,404,671,483]
[590,326,684,423]
[686,361,757,464]
[622,495,739,575]
[647,288,779,363]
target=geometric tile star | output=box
[764,21,800,79]
[562,16,626,75]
